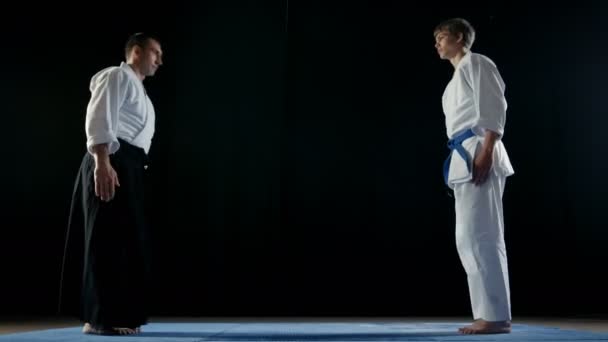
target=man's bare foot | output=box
[83,323,115,335]
[83,322,140,335]
[113,327,139,335]
[458,319,511,334]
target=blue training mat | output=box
[1,322,607,341]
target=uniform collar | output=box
[455,50,472,70]
[120,62,147,95]
[120,62,143,81]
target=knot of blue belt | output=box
[443,128,476,185]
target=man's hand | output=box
[92,144,120,202]
[472,130,499,186]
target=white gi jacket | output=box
[85,62,155,155]
[442,51,514,188]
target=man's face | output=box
[434,30,462,60]
[135,39,163,76]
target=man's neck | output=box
[450,49,467,69]
[127,63,146,81]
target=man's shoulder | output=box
[90,65,131,86]
[91,65,128,80]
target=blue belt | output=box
[443,128,475,185]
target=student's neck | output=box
[450,49,467,69]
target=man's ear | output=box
[132,45,143,59]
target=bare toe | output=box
[83,323,117,335]
[458,325,475,334]
[459,320,511,334]
[113,327,139,335]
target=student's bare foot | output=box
[458,319,511,334]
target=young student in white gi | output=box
[435,18,515,334]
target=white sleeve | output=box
[85,68,128,155]
[471,57,507,137]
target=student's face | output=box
[434,30,462,60]
[135,39,163,76]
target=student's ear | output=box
[456,32,464,44]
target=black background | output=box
[1,1,606,318]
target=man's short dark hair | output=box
[125,32,160,59]
[434,18,475,50]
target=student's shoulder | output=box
[470,52,500,71]
[455,53,475,77]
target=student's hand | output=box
[472,129,500,186]
[472,148,493,186]
[94,160,120,202]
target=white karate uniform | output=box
[85,62,155,155]
[442,51,514,321]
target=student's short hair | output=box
[434,18,475,50]
[125,32,160,59]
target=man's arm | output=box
[86,68,126,156]
[85,68,128,201]
[91,143,120,202]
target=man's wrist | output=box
[91,144,111,166]
[94,157,111,168]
